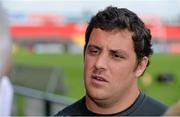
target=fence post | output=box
[44,99,51,116]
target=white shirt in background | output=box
[0,76,13,116]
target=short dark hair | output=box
[84,6,153,66]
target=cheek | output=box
[84,56,95,74]
[110,65,136,91]
[110,62,136,81]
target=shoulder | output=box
[145,95,167,110]
[132,93,168,116]
[55,97,85,116]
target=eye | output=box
[87,48,99,56]
[113,54,120,58]
[111,53,124,60]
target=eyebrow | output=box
[87,44,129,57]
[87,44,101,50]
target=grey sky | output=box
[1,0,180,21]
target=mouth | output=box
[91,74,108,83]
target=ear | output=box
[135,56,149,77]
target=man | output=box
[56,6,167,116]
[0,2,13,116]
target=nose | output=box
[95,53,108,70]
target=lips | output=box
[91,74,108,82]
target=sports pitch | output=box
[13,51,180,106]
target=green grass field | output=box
[12,50,180,106]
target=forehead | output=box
[89,28,134,51]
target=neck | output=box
[86,85,140,114]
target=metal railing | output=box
[9,64,75,116]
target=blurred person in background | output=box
[56,6,167,116]
[164,100,180,116]
[0,2,13,116]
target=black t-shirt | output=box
[55,92,167,116]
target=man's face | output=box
[84,28,145,104]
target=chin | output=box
[86,88,108,100]
[85,80,109,99]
